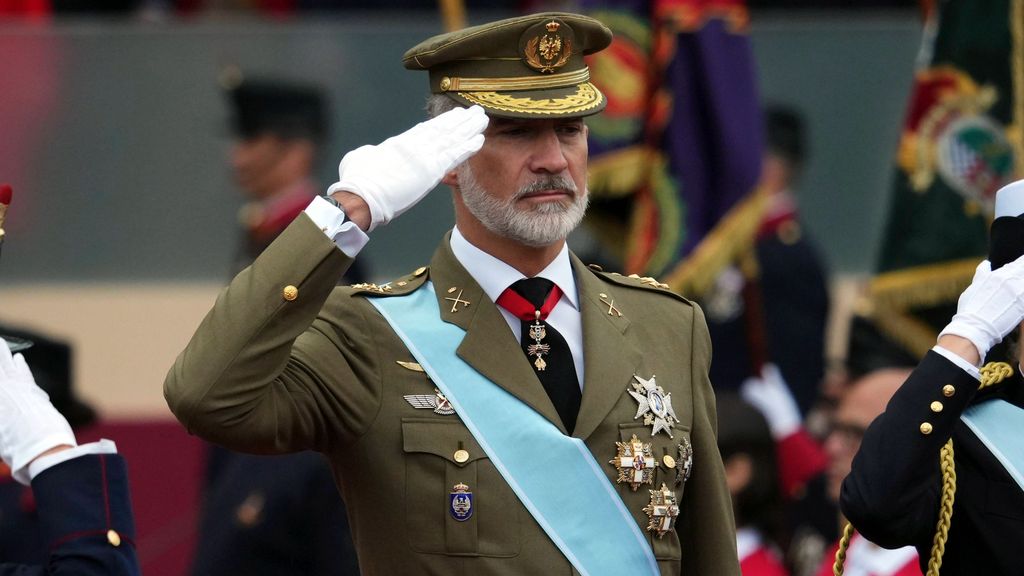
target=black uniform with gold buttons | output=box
[842,352,1024,575]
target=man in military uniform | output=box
[190,77,361,576]
[166,12,738,575]
[0,339,138,575]
[841,181,1024,574]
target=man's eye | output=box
[557,125,583,135]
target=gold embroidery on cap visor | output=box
[439,68,591,93]
[456,82,604,116]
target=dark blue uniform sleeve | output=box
[840,351,978,549]
[0,453,139,576]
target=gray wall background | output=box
[0,10,921,284]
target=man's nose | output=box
[529,130,569,174]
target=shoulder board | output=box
[349,266,430,297]
[585,264,693,306]
[980,361,1015,389]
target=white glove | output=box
[740,363,801,440]
[0,339,76,485]
[939,255,1024,361]
[326,105,488,232]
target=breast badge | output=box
[628,374,678,438]
[609,434,656,491]
[404,389,456,416]
[643,484,680,538]
[449,482,474,522]
[676,438,694,487]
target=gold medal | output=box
[643,483,680,538]
[609,434,656,491]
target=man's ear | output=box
[441,169,460,187]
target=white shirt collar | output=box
[449,226,578,310]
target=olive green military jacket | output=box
[165,214,739,576]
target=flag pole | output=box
[438,0,466,32]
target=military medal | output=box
[609,434,656,491]
[628,374,678,438]
[449,482,474,522]
[643,484,680,538]
[676,438,694,487]
[404,389,456,416]
[527,310,551,371]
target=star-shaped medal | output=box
[643,483,680,538]
[628,374,678,438]
[676,437,693,487]
[609,434,656,491]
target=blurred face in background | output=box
[823,368,911,502]
[231,133,314,201]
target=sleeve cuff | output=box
[28,439,118,482]
[932,345,982,381]
[304,196,370,258]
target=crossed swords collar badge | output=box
[628,374,678,438]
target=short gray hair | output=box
[425,94,463,118]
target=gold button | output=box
[107,529,121,547]
[453,449,469,463]
[439,77,451,92]
[414,266,427,277]
[282,285,298,301]
[662,455,676,469]
[942,385,955,397]
[930,401,943,413]
[920,422,933,435]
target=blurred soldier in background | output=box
[816,368,920,576]
[718,393,789,575]
[188,76,360,576]
[704,104,829,416]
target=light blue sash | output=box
[962,399,1024,493]
[370,282,659,576]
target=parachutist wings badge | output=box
[628,374,678,438]
[404,389,456,416]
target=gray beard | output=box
[456,163,588,248]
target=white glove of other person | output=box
[0,339,76,485]
[326,104,488,232]
[939,254,1024,362]
[740,363,801,440]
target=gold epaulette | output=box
[349,266,429,297]
[980,361,1014,389]
[586,265,692,305]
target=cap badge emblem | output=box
[525,22,572,73]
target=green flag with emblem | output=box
[864,0,1024,360]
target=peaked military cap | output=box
[403,12,613,119]
[225,76,328,142]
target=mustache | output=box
[514,176,578,199]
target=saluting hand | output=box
[939,254,1024,364]
[327,105,488,232]
[0,339,77,485]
